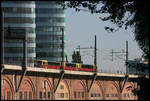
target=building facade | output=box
[2,1,36,67]
[1,65,139,100]
[2,1,66,67]
[35,1,66,62]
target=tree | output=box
[72,51,83,63]
[57,1,149,99]
[57,1,149,58]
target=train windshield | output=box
[66,63,76,67]
[34,61,42,67]
[34,60,48,67]
[82,64,93,68]
[48,62,60,66]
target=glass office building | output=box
[2,1,65,66]
[36,1,66,62]
[2,1,36,67]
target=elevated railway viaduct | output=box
[1,64,146,100]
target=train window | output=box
[54,62,59,65]
[19,92,23,100]
[48,62,60,66]
[34,61,42,67]
[66,63,76,67]
[82,64,93,68]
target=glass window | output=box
[36,17,64,23]
[29,92,32,100]
[91,93,93,97]
[97,93,100,97]
[74,92,76,98]
[82,92,84,98]
[106,94,109,98]
[60,85,64,90]
[19,92,23,100]
[48,92,50,99]
[60,93,64,98]
[56,93,60,98]
[3,7,34,14]
[78,92,80,98]
[127,94,130,98]
[4,47,35,54]
[28,38,35,43]
[36,8,64,14]
[65,93,68,98]
[110,87,113,91]
[115,94,118,97]
[24,92,27,100]
[40,92,42,99]
[123,93,126,98]
[109,94,114,98]
[13,7,17,12]
[94,93,96,97]
[7,91,11,100]
[130,93,134,97]
[4,17,34,23]
[44,80,47,89]
[44,92,46,99]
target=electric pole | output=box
[54,27,65,93]
[77,45,80,54]
[86,35,97,93]
[94,35,97,72]
[126,41,128,74]
[110,41,129,74]
[61,27,64,70]
[76,35,97,72]
[111,49,113,61]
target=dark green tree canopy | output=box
[72,51,83,63]
[58,1,149,58]
[58,2,149,99]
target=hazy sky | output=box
[65,8,143,73]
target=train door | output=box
[76,63,82,71]
[42,60,48,68]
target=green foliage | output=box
[57,2,149,99]
[72,51,83,63]
[57,1,149,57]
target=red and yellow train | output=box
[34,60,95,72]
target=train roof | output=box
[35,59,48,62]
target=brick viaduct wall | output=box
[1,73,138,100]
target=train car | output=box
[34,59,94,72]
[79,64,95,72]
[34,60,48,67]
[47,61,60,69]
[65,62,94,72]
[65,62,77,71]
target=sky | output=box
[65,8,143,74]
